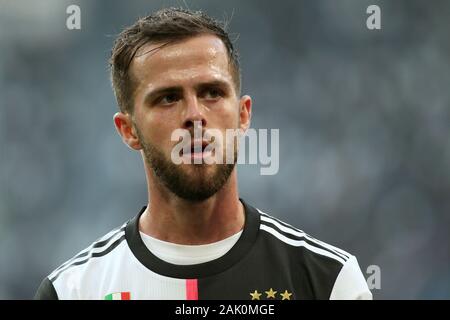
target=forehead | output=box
[129,34,233,90]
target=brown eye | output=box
[203,88,223,100]
[159,93,180,105]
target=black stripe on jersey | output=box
[125,201,261,279]
[260,220,349,263]
[51,226,126,275]
[260,217,349,261]
[259,212,350,260]
[49,234,126,282]
[34,277,58,300]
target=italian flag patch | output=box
[104,292,131,300]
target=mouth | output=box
[182,140,212,159]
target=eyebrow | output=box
[143,80,232,104]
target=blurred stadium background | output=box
[1,0,449,299]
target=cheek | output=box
[143,111,179,148]
[207,97,236,118]
[218,104,240,128]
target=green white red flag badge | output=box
[104,292,130,300]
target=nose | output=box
[182,94,207,129]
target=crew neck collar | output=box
[125,198,260,279]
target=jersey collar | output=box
[125,198,260,279]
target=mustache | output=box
[174,128,223,145]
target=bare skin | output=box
[113,34,252,245]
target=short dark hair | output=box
[109,7,241,114]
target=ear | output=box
[113,112,142,150]
[239,95,252,133]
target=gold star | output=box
[250,290,262,300]
[280,290,292,300]
[265,288,277,299]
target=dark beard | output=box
[134,126,237,202]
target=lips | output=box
[183,140,209,155]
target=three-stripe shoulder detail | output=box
[258,209,351,265]
[49,223,127,282]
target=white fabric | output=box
[140,230,243,265]
[329,255,373,300]
[52,239,189,299]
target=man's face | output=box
[127,34,250,201]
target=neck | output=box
[139,169,245,245]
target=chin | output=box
[183,164,218,180]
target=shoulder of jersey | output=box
[48,222,128,282]
[256,207,353,265]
